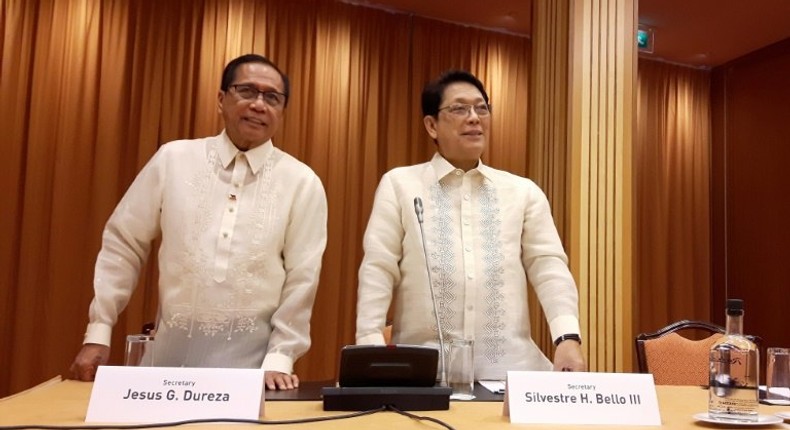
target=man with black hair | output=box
[71,54,327,390]
[356,70,585,379]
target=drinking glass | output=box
[766,347,790,405]
[448,339,475,400]
[124,334,155,367]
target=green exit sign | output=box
[638,25,654,53]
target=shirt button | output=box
[467,305,474,311]
[467,274,474,280]
[455,170,462,176]
[463,194,470,201]
[465,247,471,252]
[222,232,229,238]
[463,220,470,226]
[234,182,242,188]
[228,207,234,213]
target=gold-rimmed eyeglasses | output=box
[438,103,491,117]
[229,84,287,108]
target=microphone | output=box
[414,197,424,223]
[413,197,448,388]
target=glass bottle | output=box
[708,299,759,421]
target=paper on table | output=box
[479,380,506,394]
[759,385,790,405]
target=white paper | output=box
[478,380,506,394]
[86,366,264,423]
[505,371,661,426]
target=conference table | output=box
[2,376,790,429]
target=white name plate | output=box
[86,366,264,423]
[504,371,661,426]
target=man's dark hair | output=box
[220,54,291,107]
[421,70,489,117]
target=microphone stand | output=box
[414,197,448,388]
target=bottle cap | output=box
[726,298,744,315]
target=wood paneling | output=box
[567,0,637,372]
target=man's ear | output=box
[217,90,225,114]
[423,115,438,140]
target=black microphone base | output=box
[321,386,452,411]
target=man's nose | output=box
[249,95,269,110]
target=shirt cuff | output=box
[83,322,113,347]
[548,315,581,341]
[356,332,386,345]
[262,352,295,374]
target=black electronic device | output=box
[337,344,438,387]
[322,344,452,411]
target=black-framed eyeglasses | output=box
[229,84,287,108]
[438,103,491,117]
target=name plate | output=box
[86,366,264,423]
[504,371,661,426]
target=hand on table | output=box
[265,371,299,390]
[553,340,587,372]
[70,343,110,381]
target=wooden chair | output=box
[635,320,725,386]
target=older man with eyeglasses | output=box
[70,54,327,391]
[356,70,586,381]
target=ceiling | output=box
[345,0,790,68]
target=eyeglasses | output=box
[229,84,287,108]
[438,103,491,117]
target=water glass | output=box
[766,347,790,405]
[125,334,155,366]
[448,339,475,400]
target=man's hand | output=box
[264,371,299,390]
[70,343,110,381]
[552,340,587,372]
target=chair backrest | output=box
[635,320,725,386]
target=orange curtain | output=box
[635,59,712,336]
[0,0,531,395]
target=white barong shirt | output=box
[357,153,579,380]
[84,131,327,374]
